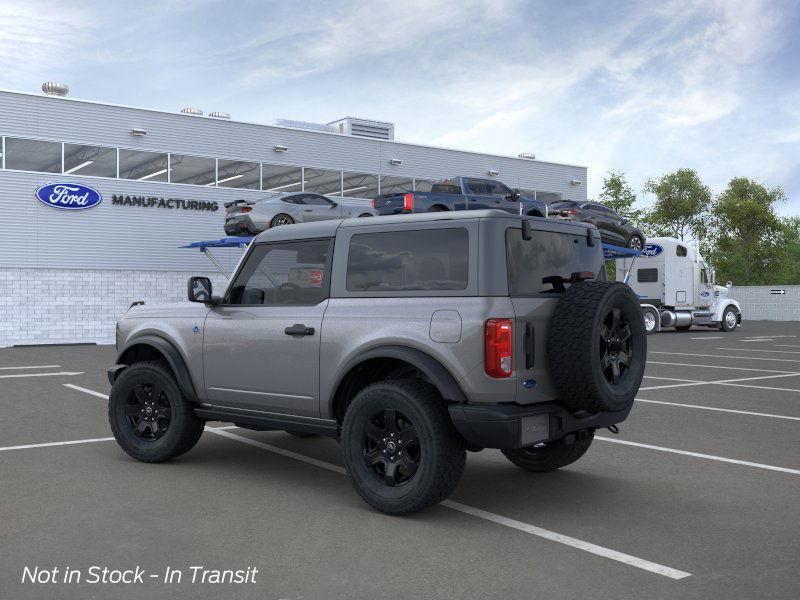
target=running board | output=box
[195,406,338,437]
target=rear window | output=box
[506,228,602,295]
[637,268,658,283]
[347,229,468,292]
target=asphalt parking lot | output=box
[2,321,799,600]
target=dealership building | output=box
[0,84,588,347]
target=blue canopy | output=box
[180,236,253,251]
[602,243,642,260]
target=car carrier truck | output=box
[615,236,742,334]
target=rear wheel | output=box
[108,361,204,462]
[502,430,594,472]
[429,205,448,212]
[341,380,465,515]
[358,213,372,218]
[643,306,658,335]
[270,213,294,227]
[720,306,738,332]
[627,235,644,251]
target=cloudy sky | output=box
[2,0,798,213]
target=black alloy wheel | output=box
[363,408,420,486]
[126,382,172,440]
[599,307,632,385]
[271,214,294,227]
[628,236,644,251]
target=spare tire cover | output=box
[547,281,646,412]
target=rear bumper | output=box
[448,401,632,450]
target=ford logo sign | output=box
[35,183,102,210]
[642,243,663,257]
[700,290,710,297]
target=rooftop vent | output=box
[269,119,337,134]
[42,82,69,97]
[209,111,230,119]
[328,117,394,141]
[518,152,536,160]
[180,107,203,116]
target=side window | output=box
[485,181,512,197]
[346,229,468,292]
[465,179,489,195]
[637,268,659,283]
[676,245,688,257]
[430,180,461,194]
[227,239,332,306]
[282,195,304,204]
[304,194,334,206]
[700,269,709,284]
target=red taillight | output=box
[241,207,252,213]
[484,319,513,378]
[560,209,577,215]
[402,193,414,212]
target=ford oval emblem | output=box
[642,243,663,257]
[35,183,102,210]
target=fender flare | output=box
[328,345,468,415]
[113,335,200,403]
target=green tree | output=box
[599,171,643,226]
[642,169,711,241]
[706,177,788,285]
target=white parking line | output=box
[0,365,61,370]
[0,371,84,379]
[639,372,800,391]
[651,351,800,364]
[717,382,800,394]
[63,383,110,399]
[740,339,774,342]
[0,437,115,452]
[716,348,800,355]
[596,437,800,475]
[635,398,800,421]
[642,375,703,383]
[43,384,692,580]
[690,336,723,340]
[647,360,798,373]
[207,427,690,579]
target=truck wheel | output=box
[547,281,646,413]
[719,306,738,332]
[108,361,204,463]
[502,430,594,472]
[340,380,465,515]
[643,307,658,335]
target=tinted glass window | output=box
[677,245,688,257]
[430,180,461,194]
[64,144,117,177]
[485,181,512,197]
[119,149,168,182]
[170,154,216,186]
[228,239,332,306]
[5,138,61,173]
[549,201,577,210]
[304,194,333,206]
[217,159,260,189]
[506,228,603,295]
[637,268,659,283]
[414,179,436,192]
[263,164,302,193]
[347,229,468,292]
[536,191,562,204]
[465,179,489,194]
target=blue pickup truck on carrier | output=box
[371,177,548,217]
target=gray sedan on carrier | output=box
[224,192,377,236]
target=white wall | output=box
[729,286,800,322]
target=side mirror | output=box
[188,276,212,303]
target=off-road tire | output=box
[108,361,204,463]
[341,380,465,515]
[719,306,738,332]
[548,281,646,413]
[502,430,595,472]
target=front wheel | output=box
[108,361,204,462]
[720,306,738,332]
[643,307,658,335]
[502,430,594,472]
[341,380,465,515]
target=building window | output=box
[379,175,413,195]
[262,163,302,193]
[341,172,378,198]
[119,149,169,182]
[217,159,260,189]
[414,178,436,192]
[170,154,216,186]
[63,144,117,177]
[4,138,61,173]
[304,168,342,196]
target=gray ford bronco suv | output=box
[109,210,646,514]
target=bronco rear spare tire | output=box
[547,281,646,413]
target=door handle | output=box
[303,208,313,212]
[285,324,315,336]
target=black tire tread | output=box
[108,361,204,463]
[502,430,594,472]
[341,379,465,515]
